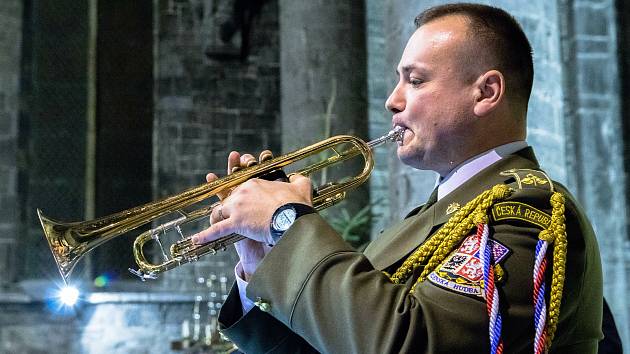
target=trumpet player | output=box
[192,3,604,353]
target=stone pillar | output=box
[279,0,369,238]
[559,0,629,345]
[380,0,447,223]
[366,0,393,237]
[0,0,22,286]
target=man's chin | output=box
[396,148,425,169]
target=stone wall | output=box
[1,0,280,352]
[0,0,22,286]
[562,0,629,345]
[277,0,370,245]
[153,0,280,288]
[366,0,400,237]
[0,292,226,354]
[19,0,89,280]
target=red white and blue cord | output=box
[478,223,504,354]
[533,239,549,354]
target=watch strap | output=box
[269,203,316,245]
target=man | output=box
[193,3,603,353]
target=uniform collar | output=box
[437,141,528,201]
[364,146,540,270]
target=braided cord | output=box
[479,223,504,354]
[533,240,548,354]
[388,184,512,293]
[385,182,568,353]
[540,192,568,351]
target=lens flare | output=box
[58,286,80,306]
[94,274,109,288]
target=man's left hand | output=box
[192,173,313,246]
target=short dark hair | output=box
[415,3,534,105]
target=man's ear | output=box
[473,70,505,117]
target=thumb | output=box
[206,173,219,183]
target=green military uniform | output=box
[218,148,603,353]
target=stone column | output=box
[558,0,629,345]
[380,1,445,223]
[279,0,369,237]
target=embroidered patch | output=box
[428,232,510,298]
[491,201,551,229]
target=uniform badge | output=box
[500,168,554,191]
[428,232,510,298]
[446,203,460,215]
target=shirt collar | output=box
[436,141,528,201]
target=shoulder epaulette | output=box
[500,168,554,192]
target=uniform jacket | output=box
[218,148,603,353]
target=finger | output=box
[209,204,226,225]
[240,154,257,167]
[206,172,219,183]
[216,188,231,201]
[192,220,234,245]
[207,173,232,200]
[259,150,273,162]
[228,151,241,174]
[207,172,231,200]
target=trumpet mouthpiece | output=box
[389,126,406,144]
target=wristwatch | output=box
[269,203,316,245]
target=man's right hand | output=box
[206,150,274,281]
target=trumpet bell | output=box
[38,210,87,283]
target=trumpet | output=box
[38,127,405,283]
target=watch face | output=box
[273,207,297,232]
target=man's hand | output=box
[194,150,313,280]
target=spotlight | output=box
[58,286,80,306]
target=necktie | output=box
[419,186,439,213]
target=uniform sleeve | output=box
[243,186,602,354]
[218,281,319,353]
[547,185,603,351]
[246,213,434,353]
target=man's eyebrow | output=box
[395,64,424,76]
[401,64,416,73]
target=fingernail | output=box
[191,235,199,244]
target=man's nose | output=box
[385,84,405,113]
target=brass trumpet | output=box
[38,127,405,283]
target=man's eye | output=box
[410,79,424,87]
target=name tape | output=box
[491,201,551,229]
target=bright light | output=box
[58,286,80,306]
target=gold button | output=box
[254,297,271,312]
